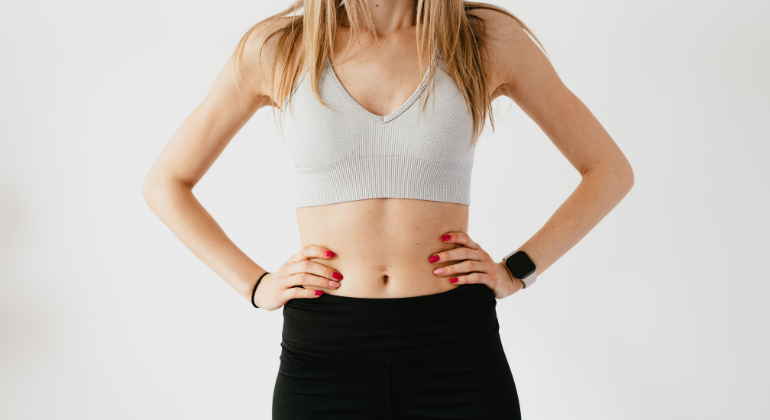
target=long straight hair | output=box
[231,0,545,145]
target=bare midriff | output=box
[296,198,468,298]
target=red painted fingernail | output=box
[441,235,451,241]
[332,272,343,280]
[325,250,335,258]
[428,255,440,263]
[314,290,324,296]
[449,277,458,283]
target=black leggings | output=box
[272,284,522,419]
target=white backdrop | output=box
[1,1,768,419]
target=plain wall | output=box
[1,0,768,419]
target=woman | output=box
[143,0,633,418]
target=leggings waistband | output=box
[281,284,500,360]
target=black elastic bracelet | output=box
[251,271,270,308]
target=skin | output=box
[142,0,634,311]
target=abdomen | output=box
[296,198,469,298]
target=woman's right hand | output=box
[253,245,343,311]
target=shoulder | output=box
[465,5,546,94]
[233,16,303,102]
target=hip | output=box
[281,283,500,359]
[274,284,521,419]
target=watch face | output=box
[507,251,536,279]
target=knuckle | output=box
[275,273,288,286]
[283,275,295,286]
[307,265,320,277]
[285,288,299,300]
[320,265,334,279]
[303,246,318,257]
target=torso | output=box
[284,25,501,298]
[297,199,468,298]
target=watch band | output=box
[504,249,538,289]
[520,269,537,289]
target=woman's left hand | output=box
[429,232,525,299]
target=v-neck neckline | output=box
[325,54,435,123]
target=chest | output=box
[329,52,432,118]
[281,61,474,169]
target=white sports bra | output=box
[279,51,476,208]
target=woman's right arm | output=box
[142,20,342,310]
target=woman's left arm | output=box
[430,11,634,298]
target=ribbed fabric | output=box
[280,52,476,208]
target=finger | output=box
[284,286,325,300]
[287,272,342,290]
[428,246,484,264]
[286,260,343,281]
[288,245,337,264]
[432,260,488,277]
[448,272,489,285]
[440,232,479,250]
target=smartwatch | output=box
[503,250,537,289]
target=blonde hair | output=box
[231,0,545,145]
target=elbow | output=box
[142,171,193,210]
[142,173,159,209]
[619,161,634,194]
[582,159,634,197]
[142,169,168,210]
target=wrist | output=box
[499,261,524,291]
[251,271,270,308]
[503,249,537,289]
